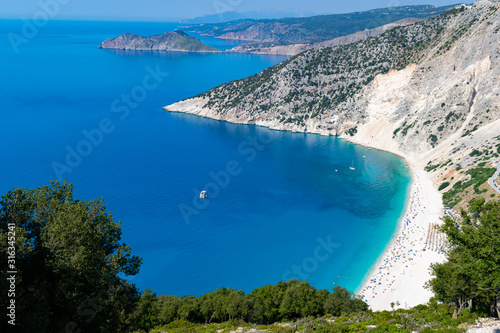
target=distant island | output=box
[99,30,220,53]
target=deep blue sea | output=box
[0,20,411,296]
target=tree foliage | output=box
[138,280,367,328]
[427,199,500,318]
[0,181,143,333]
[325,285,369,316]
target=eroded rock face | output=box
[100,31,220,53]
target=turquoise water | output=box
[0,20,411,296]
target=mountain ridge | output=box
[184,4,458,45]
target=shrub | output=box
[439,182,450,191]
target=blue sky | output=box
[1,0,465,21]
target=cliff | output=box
[165,0,500,204]
[100,30,220,53]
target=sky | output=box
[1,0,466,22]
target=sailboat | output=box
[349,161,356,171]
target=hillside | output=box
[165,0,500,206]
[183,5,456,45]
[100,30,220,52]
[228,18,425,56]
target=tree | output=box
[157,295,182,324]
[427,249,477,318]
[249,281,289,323]
[126,289,160,331]
[0,181,142,333]
[324,285,368,316]
[199,287,246,323]
[279,280,326,319]
[427,199,500,318]
[176,296,201,322]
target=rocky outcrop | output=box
[100,30,220,53]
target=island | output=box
[99,30,220,53]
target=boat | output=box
[349,161,356,171]
[200,190,207,199]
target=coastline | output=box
[347,131,447,310]
[164,106,447,311]
[356,164,446,310]
[354,169,413,295]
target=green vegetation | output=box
[0,181,142,332]
[401,122,415,136]
[347,126,358,136]
[428,134,438,148]
[469,149,482,157]
[428,199,500,318]
[150,303,477,332]
[130,282,368,331]
[439,182,451,191]
[425,163,440,172]
[443,167,496,207]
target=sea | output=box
[0,19,411,296]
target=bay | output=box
[0,19,411,296]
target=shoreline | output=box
[354,169,414,296]
[164,108,447,311]
[355,156,446,310]
[348,130,447,310]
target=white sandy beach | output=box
[356,156,447,311]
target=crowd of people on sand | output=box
[358,176,447,304]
